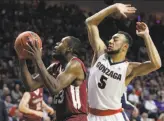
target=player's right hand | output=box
[114,3,137,18]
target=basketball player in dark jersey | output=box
[19,88,55,121]
[15,36,88,121]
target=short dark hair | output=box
[118,31,133,47]
[67,36,81,55]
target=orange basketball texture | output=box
[14,31,42,59]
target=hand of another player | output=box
[136,22,149,38]
[115,3,136,18]
[24,39,42,60]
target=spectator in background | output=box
[0,99,8,121]
[141,112,155,121]
[128,89,140,105]
[11,83,23,103]
[1,86,10,100]
[47,96,55,109]
[155,96,164,114]
[144,95,158,120]
[4,95,16,113]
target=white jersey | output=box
[88,54,129,110]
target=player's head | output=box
[53,36,81,60]
[106,31,133,55]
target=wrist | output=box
[109,4,118,12]
[142,34,150,39]
[19,59,26,65]
[34,56,42,64]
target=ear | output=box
[66,48,73,53]
[123,43,129,51]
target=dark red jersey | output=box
[53,58,88,121]
[22,88,43,121]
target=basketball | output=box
[14,31,42,59]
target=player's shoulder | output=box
[23,92,31,98]
[67,58,83,70]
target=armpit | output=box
[126,62,141,77]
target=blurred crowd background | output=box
[0,0,164,121]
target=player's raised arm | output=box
[18,92,44,118]
[126,22,161,85]
[85,3,136,59]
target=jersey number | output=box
[98,75,107,89]
[70,85,81,109]
[54,90,64,104]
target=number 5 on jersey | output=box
[98,75,107,89]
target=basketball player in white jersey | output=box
[85,3,161,121]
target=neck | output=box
[108,52,126,63]
[66,53,76,62]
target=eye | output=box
[114,39,118,42]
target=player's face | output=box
[54,38,68,54]
[106,34,128,55]
[53,37,69,60]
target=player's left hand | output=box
[136,22,149,38]
[24,39,42,60]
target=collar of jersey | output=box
[105,54,126,65]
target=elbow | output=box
[85,18,90,24]
[18,105,23,112]
[155,63,161,70]
[153,59,162,70]
[85,18,97,25]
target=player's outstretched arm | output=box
[85,3,136,61]
[18,92,44,118]
[126,22,161,85]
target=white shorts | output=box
[87,112,129,121]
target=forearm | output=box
[35,59,58,94]
[143,34,161,67]
[86,4,117,25]
[19,60,42,91]
[19,60,34,90]
[19,106,42,116]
